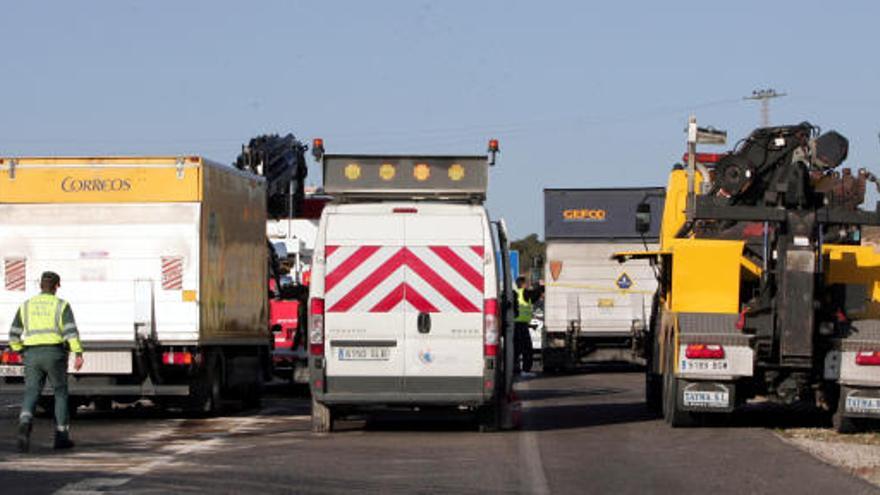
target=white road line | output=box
[518,431,551,495]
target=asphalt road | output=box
[0,369,876,494]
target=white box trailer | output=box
[542,188,664,370]
[0,156,269,412]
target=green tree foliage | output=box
[510,234,545,281]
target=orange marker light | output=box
[413,163,431,181]
[448,163,465,181]
[344,163,362,181]
[379,163,396,181]
[488,139,500,152]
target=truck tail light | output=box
[1,350,22,365]
[685,344,725,360]
[310,298,325,356]
[856,351,880,366]
[162,351,193,365]
[484,298,499,357]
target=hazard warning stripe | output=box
[4,258,26,292]
[329,249,408,312]
[369,282,438,313]
[325,245,484,314]
[161,256,183,290]
[429,246,483,291]
[325,245,380,292]
[325,245,339,258]
[405,250,479,313]
[471,246,484,258]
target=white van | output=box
[307,149,517,432]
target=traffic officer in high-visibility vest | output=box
[9,271,84,452]
[513,276,534,375]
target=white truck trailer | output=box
[542,188,664,371]
[0,156,270,413]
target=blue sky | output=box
[2,1,879,238]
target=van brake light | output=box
[685,344,725,359]
[392,207,418,214]
[484,298,499,357]
[856,351,880,366]
[310,298,325,356]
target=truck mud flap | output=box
[840,386,880,419]
[678,380,735,413]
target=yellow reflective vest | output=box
[515,287,532,323]
[9,293,83,354]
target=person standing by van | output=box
[9,272,84,452]
[514,276,534,374]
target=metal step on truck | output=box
[542,188,665,371]
[0,156,271,414]
[615,118,880,431]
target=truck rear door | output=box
[323,213,406,394]
[402,208,486,396]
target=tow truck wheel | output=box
[833,396,864,434]
[645,372,663,415]
[662,346,696,427]
[311,397,335,433]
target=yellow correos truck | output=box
[616,121,880,431]
[0,156,269,413]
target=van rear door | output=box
[323,213,406,394]
[402,208,486,397]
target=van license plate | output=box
[337,347,390,361]
[0,365,24,377]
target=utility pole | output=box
[744,88,786,127]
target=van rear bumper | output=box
[317,376,490,406]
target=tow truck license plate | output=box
[0,365,24,377]
[337,347,390,361]
[680,359,729,372]
[683,390,729,408]
[846,396,880,414]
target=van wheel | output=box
[311,398,335,433]
[477,404,500,433]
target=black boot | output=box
[53,430,75,450]
[17,422,32,453]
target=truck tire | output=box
[645,372,663,415]
[189,356,223,416]
[833,393,863,434]
[662,345,696,427]
[311,397,335,433]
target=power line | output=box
[743,88,786,127]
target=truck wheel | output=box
[662,347,696,427]
[311,397,335,433]
[189,357,222,416]
[645,372,663,415]
[833,395,863,434]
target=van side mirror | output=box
[635,202,651,234]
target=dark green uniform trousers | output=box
[19,345,70,429]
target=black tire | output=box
[645,372,663,415]
[662,345,696,427]
[188,355,223,416]
[833,393,863,433]
[311,397,335,433]
[477,403,500,433]
[241,372,264,411]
